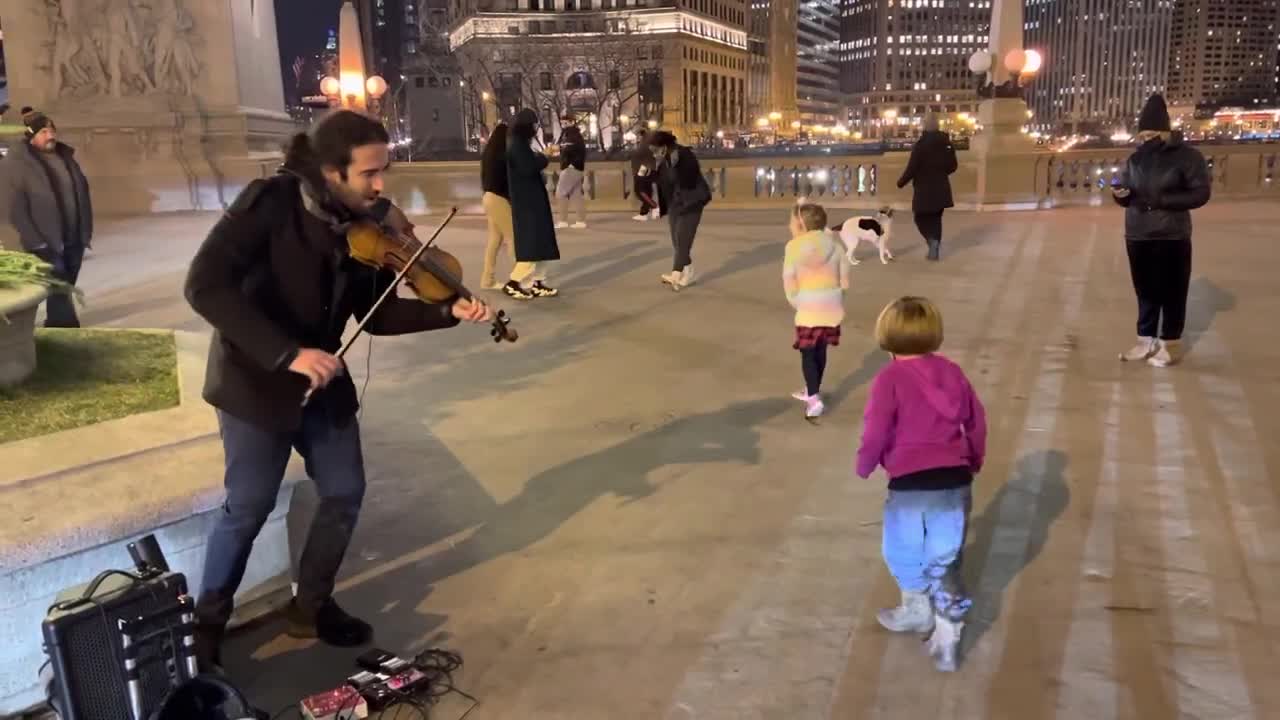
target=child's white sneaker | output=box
[555,221,570,229]
[632,213,649,221]
[678,264,696,287]
[925,614,963,672]
[1120,336,1158,362]
[876,591,934,633]
[804,394,825,419]
[571,221,587,229]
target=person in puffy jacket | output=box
[896,113,957,261]
[1112,93,1210,368]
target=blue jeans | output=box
[196,403,366,627]
[882,487,972,620]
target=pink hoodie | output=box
[855,353,987,481]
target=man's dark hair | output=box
[647,130,677,148]
[283,110,389,182]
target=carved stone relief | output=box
[36,0,202,98]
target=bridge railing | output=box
[354,143,1278,215]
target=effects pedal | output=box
[355,647,411,674]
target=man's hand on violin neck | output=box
[289,348,345,390]
[451,297,494,324]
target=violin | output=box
[343,206,517,347]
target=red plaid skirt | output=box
[794,325,841,350]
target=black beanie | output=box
[1137,94,1170,132]
[20,106,54,136]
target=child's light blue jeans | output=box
[882,487,973,621]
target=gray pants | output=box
[668,209,702,271]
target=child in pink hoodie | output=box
[856,296,987,672]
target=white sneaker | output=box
[571,221,587,229]
[925,615,964,672]
[791,389,810,401]
[1120,336,1157,362]
[877,591,934,633]
[677,264,696,287]
[555,221,570,229]
[650,208,661,220]
[804,395,825,419]
[660,271,681,286]
[632,214,649,221]
[1148,339,1181,367]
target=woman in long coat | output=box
[896,113,958,261]
[504,108,561,299]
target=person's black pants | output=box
[635,175,656,214]
[195,403,366,630]
[913,211,943,246]
[1126,238,1192,341]
[668,209,702,270]
[42,244,84,328]
[801,342,829,396]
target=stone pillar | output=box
[0,0,297,215]
[969,0,1040,210]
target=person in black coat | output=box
[480,122,515,289]
[649,130,711,289]
[896,114,958,261]
[1112,93,1210,367]
[554,124,588,228]
[504,108,561,299]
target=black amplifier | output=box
[41,571,192,720]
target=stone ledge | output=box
[0,285,50,387]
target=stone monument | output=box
[0,0,296,214]
[969,0,1041,209]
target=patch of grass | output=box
[0,329,180,444]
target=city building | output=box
[403,0,467,155]
[358,0,421,85]
[447,0,750,148]
[1025,0,1172,134]
[1167,0,1279,114]
[796,0,841,124]
[838,0,990,138]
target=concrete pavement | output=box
[66,203,1280,719]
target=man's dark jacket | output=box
[184,173,459,432]
[1112,133,1211,241]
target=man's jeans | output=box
[196,403,366,628]
[42,244,84,328]
[882,487,972,621]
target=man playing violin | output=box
[183,110,493,672]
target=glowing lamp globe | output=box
[320,76,341,97]
[1004,49,1027,74]
[366,75,388,98]
[1022,49,1043,75]
[968,50,992,75]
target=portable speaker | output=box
[42,571,190,720]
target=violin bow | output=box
[301,207,458,407]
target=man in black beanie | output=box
[2,107,94,327]
[1111,93,1209,367]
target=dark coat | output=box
[655,145,711,217]
[897,131,958,214]
[506,135,560,262]
[184,173,460,432]
[2,140,94,255]
[480,135,509,200]
[1112,133,1210,241]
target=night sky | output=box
[275,0,345,98]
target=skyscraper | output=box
[1024,0,1172,133]
[796,0,841,124]
[1167,0,1279,112]
[839,0,990,137]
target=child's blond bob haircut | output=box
[792,202,828,232]
[875,296,944,355]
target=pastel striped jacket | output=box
[782,229,850,328]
